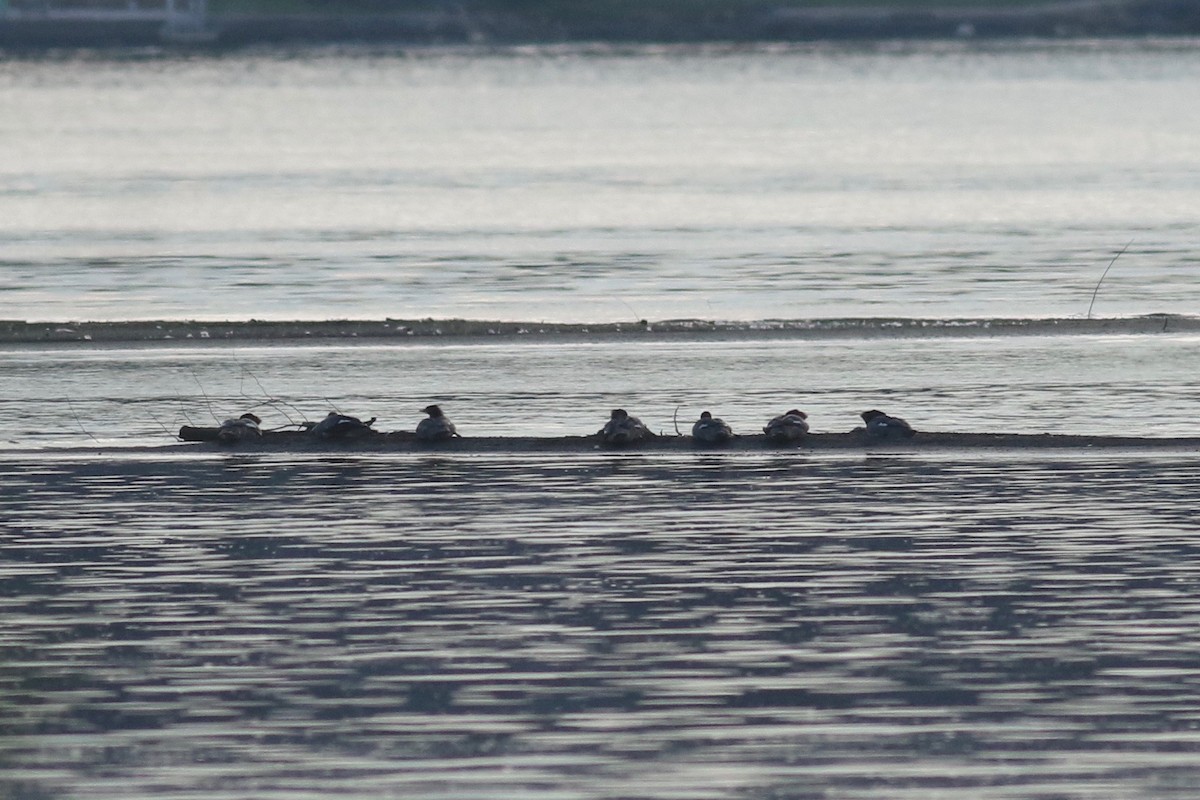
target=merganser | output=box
[308,412,377,440]
[860,409,916,439]
[692,410,733,445]
[599,408,652,446]
[763,409,809,444]
[416,404,459,441]
[216,412,262,444]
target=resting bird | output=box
[860,409,916,439]
[763,409,809,444]
[216,412,262,444]
[416,404,459,442]
[692,410,733,445]
[308,412,377,440]
[599,408,653,446]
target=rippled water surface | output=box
[3,35,1200,800]
[4,451,1200,799]
[2,39,1199,321]
[4,331,1200,450]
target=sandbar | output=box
[175,426,1200,453]
[0,315,1193,346]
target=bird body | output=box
[416,404,459,441]
[692,410,733,445]
[763,409,809,444]
[599,408,652,446]
[860,409,916,439]
[216,413,262,444]
[309,412,376,440]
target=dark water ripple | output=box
[3,452,1200,799]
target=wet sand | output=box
[0,314,1191,346]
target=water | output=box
[3,39,1200,800]
[3,332,1200,451]
[2,39,1199,321]
[6,452,1200,799]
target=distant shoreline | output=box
[2,1,1199,49]
[0,315,1189,345]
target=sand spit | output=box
[176,426,1200,453]
[3,1,1199,49]
[1,315,1192,346]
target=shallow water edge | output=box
[0,315,1190,345]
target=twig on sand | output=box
[178,401,197,428]
[65,396,103,444]
[144,407,179,440]
[190,368,221,424]
[238,367,305,426]
[1087,239,1134,320]
[617,299,649,328]
[673,405,683,436]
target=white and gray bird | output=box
[692,410,733,445]
[599,408,652,446]
[416,404,459,442]
[860,409,916,439]
[763,409,809,444]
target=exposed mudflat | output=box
[1,314,1191,346]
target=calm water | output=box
[3,39,1200,800]
[2,331,1200,451]
[1,39,1199,322]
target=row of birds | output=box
[605,407,915,445]
[216,404,917,445]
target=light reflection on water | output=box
[3,42,1200,322]
[5,332,1200,451]
[4,451,1200,799]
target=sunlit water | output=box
[5,451,1200,800]
[3,38,1200,800]
[3,332,1200,450]
[4,330,1200,799]
[2,39,1200,321]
